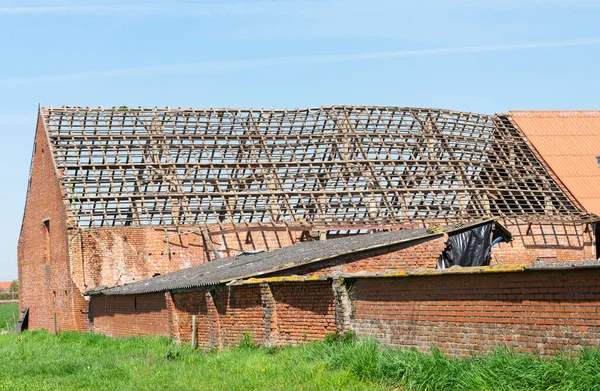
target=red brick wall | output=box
[170,286,266,347]
[281,236,446,276]
[271,281,336,343]
[212,286,266,346]
[69,225,306,292]
[170,290,216,346]
[90,293,170,337]
[18,114,88,332]
[351,268,600,356]
[86,268,600,356]
[90,281,336,346]
[492,220,595,265]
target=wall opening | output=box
[43,219,51,265]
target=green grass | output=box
[1,330,600,391]
[323,338,600,391]
[0,303,18,331]
[0,331,384,391]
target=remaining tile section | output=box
[510,110,600,215]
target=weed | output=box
[236,332,257,349]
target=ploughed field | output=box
[0,326,599,390]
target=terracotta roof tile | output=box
[510,111,600,215]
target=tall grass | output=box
[320,336,600,391]
[0,303,18,331]
[0,329,599,390]
[0,331,381,391]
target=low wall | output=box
[90,293,171,337]
[351,268,600,356]
[88,267,600,356]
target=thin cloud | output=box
[1,38,599,86]
[0,2,311,16]
[2,0,598,15]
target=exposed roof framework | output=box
[41,106,587,229]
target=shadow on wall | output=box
[90,294,167,318]
[516,223,591,250]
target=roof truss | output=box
[41,106,585,229]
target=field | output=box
[0,303,18,331]
[0,329,599,391]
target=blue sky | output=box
[1,0,599,280]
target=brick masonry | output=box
[93,281,336,347]
[18,114,88,333]
[492,219,595,265]
[350,269,600,356]
[90,293,170,337]
[17,114,600,351]
[88,267,600,356]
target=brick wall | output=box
[271,281,336,343]
[492,219,595,265]
[351,268,600,356]
[91,281,335,346]
[87,267,600,356]
[90,293,170,337]
[18,114,88,332]
[68,225,306,293]
[170,286,266,347]
[281,236,446,276]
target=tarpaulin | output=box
[438,221,494,268]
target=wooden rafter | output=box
[43,105,589,229]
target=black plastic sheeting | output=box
[438,221,494,268]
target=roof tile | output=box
[511,111,600,215]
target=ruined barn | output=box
[18,106,600,355]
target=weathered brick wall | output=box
[492,220,595,265]
[91,281,335,346]
[90,293,170,337]
[69,226,306,293]
[18,114,88,332]
[87,267,600,357]
[212,286,266,346]
[271,281,337,343]
[351,268,600,356]
[281,236,446,276]
[170,290,215,346]
[170,286,266,347]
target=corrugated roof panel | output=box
[511,111,600,215]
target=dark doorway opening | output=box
[594,223,600,259]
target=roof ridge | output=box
[510,110,600,118]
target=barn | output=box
[18,106,600,355]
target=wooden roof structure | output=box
[39,106,591,230]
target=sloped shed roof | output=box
[86,225,441,296]
[510,111,600,215]
[39,106,588,229]
[86,219,512,296]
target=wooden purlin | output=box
[43,106,588,229]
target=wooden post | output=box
[53,312,57,334]
[191,315,197,349]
